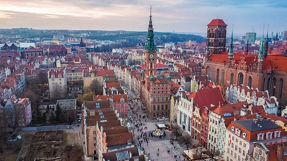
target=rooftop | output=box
[234,119,281,132]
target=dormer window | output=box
[257,133,264,141]
[275,131,281,138]
[266,132,273,140]
[243,133,247,138]
[235,128,241,136]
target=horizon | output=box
[0,0,286,35]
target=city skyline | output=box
[0,0,286,35]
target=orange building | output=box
[140,9,171,119]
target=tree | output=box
[37,72,48,84]
[179,134,193,149]
[77,92,94,106]
[55,104,62,122]
[171,125,182,140]
[88,80,97,93]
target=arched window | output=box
[267,77,271,92]
[216,69,220,83]
[262,78,265,90]
[212,69,215,82]
[221,70,225,85]
[206,67,210,79]
[272,78,277,96]
[238,73,244,85]
[230,73,234,85]
[279,79,283,98]
[248,76,252,88]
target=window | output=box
[153,105,156,111]
[221,69,225,85]
[248,76,252,88]
[266,132,273,140]
[216,69,219,83]
[275,131,281,138]
[230,73,234,85]
[279,79,283,98]
[262,78,266,90]
[238,73,244,85]
[243,133,247,138]
[231,126,235,131]
[257,133,264,140]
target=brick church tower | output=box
[207,19,227,54]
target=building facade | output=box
[48,69,67,99]
[140,10,171,119]
[204,19,287,105]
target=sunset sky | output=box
[0,0,286,35]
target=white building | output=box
[48,69,67,99]
[176,95,193,135]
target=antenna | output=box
[150,6,152,17]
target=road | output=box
[122,84,186,161]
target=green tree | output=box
[77,92,94,106]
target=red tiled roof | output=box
[106,82,121,88]
[208,53,287,73]
[94,95,109,101]
[213,102,245,116]
[207,19,227,26]
[49,69,64,78]
[263,55,287,73]
[96,69,114,76]
[208,52,257,66]
[193,88,224,109]
[106,132,133,147]
[110,94,128,102]
[138,63,172,70]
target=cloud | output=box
[0,0,286,34]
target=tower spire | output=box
[264,32,269,58]
[228,32,234,61]
[145,6,156,52]
[258,34,264,61]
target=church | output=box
[140,9,171,119]
[204,19,287,105]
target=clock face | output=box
[149,53,154,60]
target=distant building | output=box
[246,32,256,44]
[283,31,287,40]
[15,98,32,127]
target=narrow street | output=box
[122,84,186,161]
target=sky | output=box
[0,0,286,35]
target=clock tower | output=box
[144,7,157,84]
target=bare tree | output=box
[171,125,182,140]
[179,134,193,149]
